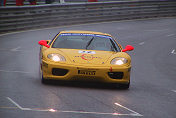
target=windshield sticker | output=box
[61,33,93,36]
[79,50,96,54]
[60,33,112,38]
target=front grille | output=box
[108,72,124,79]
[52,68,68,76]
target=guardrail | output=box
[0,0,176,34]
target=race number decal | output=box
[78,50,96,54]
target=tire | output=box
[117,80,130,89]
[119,82,130,89]
[41,76,49,84]
[40,64,49,84]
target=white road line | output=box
[172,90,176,93]
[171,49,176,54]
[0,48,34,52]
[0,70,32,74]
[145,29,169,32]
[0,107,18,109]
[57,110,117,115]
[139,42,145,45]
[11,47,21,52]
[7,97,23,110]
[171,49,175,53]
[7,97,32,111]
[0,49,10,51]
[6,97,142,116]
[29,109,140,116]
[167,34,175,37]
[115,103,143,116]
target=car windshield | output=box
[52,33,120,52]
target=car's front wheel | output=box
[41,74,48,84]
[115,80,130,89]
[40,65,49,84]
[119,82,130,89]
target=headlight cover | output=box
[111,57,128,65]
[47,54,66,62]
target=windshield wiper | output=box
[86,37,94,50]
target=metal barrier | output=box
[0,0,176,33]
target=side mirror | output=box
[122,45,134,52]
[38,40,50,48]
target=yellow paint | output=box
[40,30,132,85]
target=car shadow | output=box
[42,80,129,91]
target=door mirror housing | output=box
[122,45,134,52]
[38,40,50,48]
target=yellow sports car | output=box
[38,30,134,89]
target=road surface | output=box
[0,17,176,118]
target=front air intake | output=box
[52,68,68,76]
[108,72,124,79]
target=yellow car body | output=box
[39,30,134,89]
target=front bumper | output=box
[41,60,131,84]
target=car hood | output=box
[58,49,114,64]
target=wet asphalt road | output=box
[0,17,176,118]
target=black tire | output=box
[117,80,130,89]
[40,65,49,84]
[119,82,130,89]
[41,76,49,84]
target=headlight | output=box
[111,57,128,65]
[47,54,66,62]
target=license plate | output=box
[78,70,96,75]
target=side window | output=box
[111,39,121,52]
[49,32,60,46]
